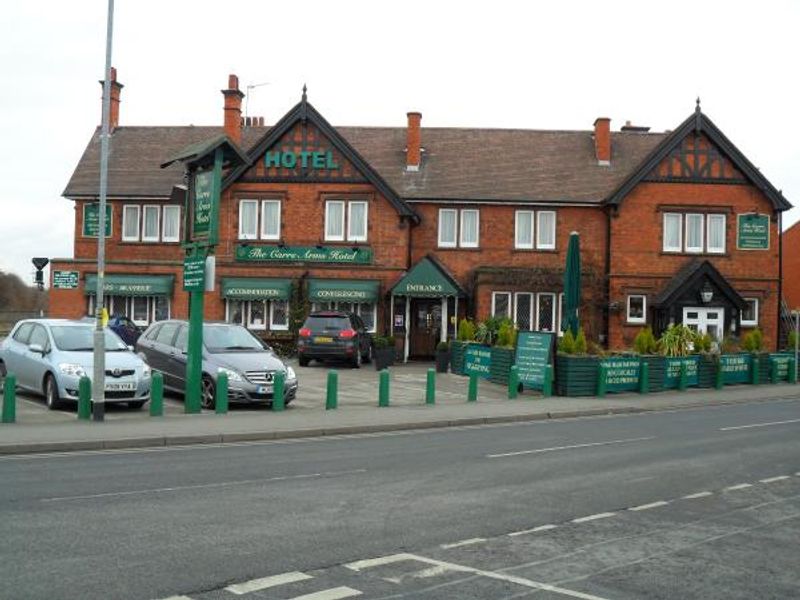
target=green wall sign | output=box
[601,357,640,392]
[183,255,206,292]
[52,270,79,289]
[235,245,372,264]
[192,170,214,240]
[720,353,751,384]
[264,150,339,170]
[768,353,793,381]
[515,331,554,389]
[737,214,770,250]
[82,203,112,237]
[464,345,492,379]
[663,356,699,388]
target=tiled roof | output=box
[63,124,667,203]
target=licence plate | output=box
[105,382,136,391]
[314,336,333,343]
[257,385,273,394]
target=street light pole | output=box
[93,0,115,422]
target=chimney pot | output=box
[222,73,244,144]
[406,112,422,171]
[593,117,611,165]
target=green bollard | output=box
[597,364,607,397]
[638,362,649,394]
[678,361,688,391]
[215,372,228,414]
[326,370,338,409]
[78,376,91,420]
[426,368,436,405]
[789,358,797,384]
[272,371,285,412]
[715,360,724,389]
[543,365,553,397]
[508,365,519,399]
[2,373,16,424]
[750,355,759,385]
[467,373,478,402]
[149,372,164,417]
[378,369,390,407]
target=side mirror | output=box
[29,343,45,355]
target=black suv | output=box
[297,311,371,367]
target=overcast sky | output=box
[1,0,798,285]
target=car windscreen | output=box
[50,326,128,352]
[305,316,349,332]
[202,325,265,352]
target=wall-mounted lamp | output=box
[700,282,714,304]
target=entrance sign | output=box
[464,345,492,379]
[515,331,554,389]
[600,357,640,392]
[82,203,112,237]
[183,255,206,292]
[53,271,79,289]
[663,356,699,388]
[236,244,372,264]
[720,354,751,384]
[737,214,770,250]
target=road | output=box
[1,398,798,600]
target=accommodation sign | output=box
[464,345,492,379]
[663,356,699,388]
[737,214,770,250]
[601,357,640,392]
[514,331,553,389]
[235,245,372,264]
[265,150,339,170]
[82,203,112,237]
[53,271,79,289]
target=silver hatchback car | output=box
[0,319,152,410]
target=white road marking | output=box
[508,524,558,537]
[682,491,713,499]
[287,587,361,600]
[719,418,800,431]
[629,500,669,512]
[39,469,366,502]
[440,538,486,549]
[155,596,194,600]
[225,571,312,595]
[760,475,791,483]
[384,564,453,584]
[572,512,616,523]
[487,436,655,458]
[346,554,412,571]
[724,483,753,491]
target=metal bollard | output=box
[2,373,16,424]
[597,364,607,397]
[326,370,338,409]
[715,360,724,389]
[678,361,688,391]
[750,355,759,385]
[78,376,92,420]
[378,369,390,407]
[543,365,553,398]
[272,371,285,412]
[150,372,164,417]
[426,368,436,405]
[638,362,649,394]
[508,365,519,399]
[467,373,478,402]
[215,372,228,414]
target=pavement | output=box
[1,359,799,455]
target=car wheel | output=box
[351,348,361,369]
[298,356,310,367]
[201,375,216,410]
[44,374,61,410]
[127,400,145,410]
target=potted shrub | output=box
[435,341,450,373]
[490,319,517,385]
[373,335,396,370]
[634,326,665,392]
[555,327,601,396]
[450,318,475,375]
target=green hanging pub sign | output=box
[235,244,373,264]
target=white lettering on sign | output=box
[227,288,281,298]
[406,284,443,293]
[315,289,368,299]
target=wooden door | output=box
[410,299,441,358]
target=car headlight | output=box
[218,367,243,382]
[286,366,296,381]
[141,364,151,378]
[59,363,86,378]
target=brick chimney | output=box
[222,74,245,144]
[593,117,611,166]
[406,112,422,171]
[98,67,123,130]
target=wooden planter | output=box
[373,347,395,371]
[555,354,599,396]
[450,341,467,375]
[697,354,716,388]
[489,347,516,385]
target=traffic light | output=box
[32,257,49,291]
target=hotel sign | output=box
[53,270,79,289]
[192,169,214,241]
[737,214,770,250]
[82,203,112,237]
[265,150,339,170]
[235,245,372,264]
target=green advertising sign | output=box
[192,170,214,240]
[52,270,79,289]
[768,353,793,382]
[601,357,640,392]
[464,345,492,379]
[737,214,770,250]
[663,356,700,388]
[82,203,112,237]
[235,245,373,264]
[183,255,206,292]
[515,331,554,389]
[720,353,751,384]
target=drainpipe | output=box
[777,211,783,352]
[604,205,612,348]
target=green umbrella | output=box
[561,231,581,337]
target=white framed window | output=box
[707,214,726,254]
[536,211,556,250]
[514,292,534,331]
[248,300,267,330]
[460,209,480,248]
[663,213,682,252]
[162,205,181,242]
[627,295,646,324]
[122,205,140,242]
[132,297,150,326]
[142,205,160,242]
[357,302,376,333]
[492,291,512,319]
[685,213,704,253]
[325,200,345,241]
[226,300,246,326]
[741,298,758,326]
[438,209,458,248]
[260,200,281,240]
[347,201,368,242]
[269,300,289,331]
[239,200,258,240]
[515,211,534,249]
[537,292,556,332]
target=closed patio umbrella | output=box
[561,231,581,337]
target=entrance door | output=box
[683,307,725,340]
[410,299,441,358]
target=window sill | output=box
[119,240,182,245]
[625,320,646,326]
[436,246,481,251]
[740,322,758,328]
[660,251,730,258]
[512,248,558,254]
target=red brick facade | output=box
[782,221,800,311]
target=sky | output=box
[1,0,798,285]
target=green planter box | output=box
[450,341,467,375]
[639,355,665,393]
[719,353,752,385]
[555,354,599,396]
[697,355,716,388]
[489,347,515,385]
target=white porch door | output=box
[683,307,725,340]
